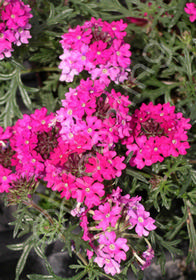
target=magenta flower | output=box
[85,151,125,182]
[72,177,105,208]
[128,206,156,237]
[93,202,121,230]
[2,1,28,29]
[0,165,15,193]
[110,39,131,68]
[59,17,131,85]
[141,246,155,270]
[78,188,156,275]
[0,0,32,59]
[184,2,196,22]
[124,102,191,169]
[98,231,129,262]
[11,108,59,178]
[94,251,121,276]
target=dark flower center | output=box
[35,128,59,160]
[0,143,15,169]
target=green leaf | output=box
[165,213,187,240]
[153,233,182,259]
[62,222,90,256]
[168,0,187,29]
[34,245,54,275]
[126,168,149,184]
[47,3,73,25]
[27,270,87,280]
[15,237,35,280]
[185,200,196,264]
[7,243,24,251]
[16,71,33,111]
[0,69,17,80]
[12,209,26,238]
[27,276,55,280]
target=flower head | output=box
[184,2,196,22]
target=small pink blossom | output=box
[184,2,196,22]
[93,202,121,230]
[128,206,156,237]
[98,231,129,262]
[141,246,154,270]
[94,251,121,276]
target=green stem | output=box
[23,199,88,266]
[122,233,140,239]
[23,199,54,225]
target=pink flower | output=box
[98,231,129,262]
[0,27,14,59]
[59,18,131,85]
[85,151,125,182]
[80,213,91,241]
[94,251,121,276]
[0,165,15,193]
[124,102,191,169]
[184,2,196,22]
[126,16,148,27]
[0,0,32,59]
[93,202,121,230]
[11,108,59,178]
[86,40,112,65]
[72,177,105,208]
[60,25,92,50]
[14,28,31,45]
[128,206,156,237]
[58,173,77,200]
[141,246,154,270]
[110,39,131,68]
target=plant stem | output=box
[23,199,88,266]
[23,199,54,225]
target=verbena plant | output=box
[0,1,196,280]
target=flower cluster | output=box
[59,18,131,86]
[0,78,157,275]
[1,14,193,277]
[0,0,32,59]
[0,81,191,275]
[184,2,196,22]
[123,102,191,169]
[79,187,156,275]
[0,108,59,194]
[44,78,130,208]
[56,78,131,150]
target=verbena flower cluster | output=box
[123,102,191,169]
[184,2,196,22]
[81,187,156,275]
[59,17,131,86]
[0,78,156,275]
[0,79,191,274]
[0,0,32,59]
[0,16,192,277]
